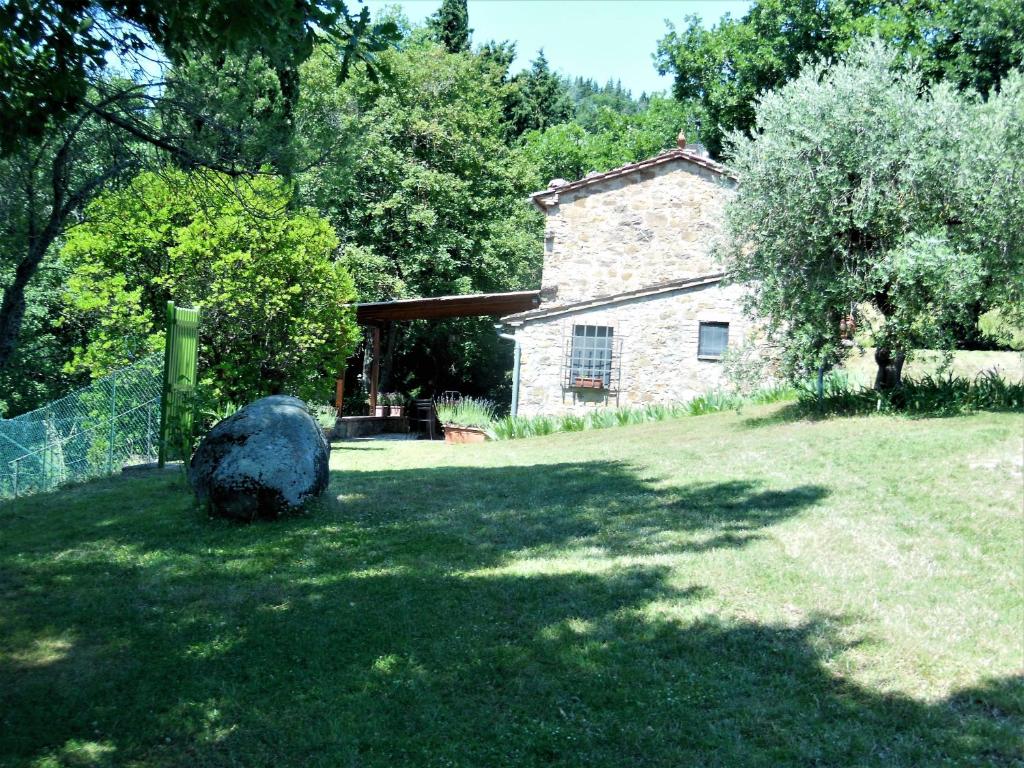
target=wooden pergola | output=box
[336,290,541,411]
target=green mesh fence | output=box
[0,353,164,499]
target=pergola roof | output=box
[355,290,541,323]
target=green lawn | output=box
[1,406,1022,767]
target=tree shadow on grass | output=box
[325,461,828,563]
[0,461,1019,766]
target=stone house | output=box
[501,141,754,417]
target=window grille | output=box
[698,321,729,358]
[567,325,614,388]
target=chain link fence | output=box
[0,353,164,499]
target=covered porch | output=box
[332,290,540,436]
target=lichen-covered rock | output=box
[189,395,329,521]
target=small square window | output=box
[698,322,729,359]
[569,325,614,388]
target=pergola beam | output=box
[354,290,540,323]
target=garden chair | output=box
[409,398,438,440]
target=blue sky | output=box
[361,1,752,96]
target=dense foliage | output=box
[721,41,1024,387]
[3,1,1021,416]
[0,259,85,417]
[0,0,397,154]
[519,96,695,187]
[299,40,543,399]
[61,170,359,403]
[428,0,471,54]
[0,0,398,377]
[656,0,1024,156]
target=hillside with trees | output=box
[0,0,1020,416]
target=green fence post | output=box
[158,301,200,467]
[158,302,175,468]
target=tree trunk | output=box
[874,347,905,391]
[0,232,55,373]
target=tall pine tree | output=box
[507,51,574,137]
[429,0,471,54]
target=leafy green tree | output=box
[428,0,472,54]
[0,257,87,417]
[519,96,696,186]
[0,2,398,376]
[0,0,397,154]
[477,40,517,82]
[566,77,643,132]
[721,40,1023,389]
[61,169,359,403]
[298,40,542,399]
[655,0,1024,157]
[506,51,574,137]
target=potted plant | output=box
[387,392,405,417]
[574,376,604,389]
[372,394,388,417]
[434,395,495,443]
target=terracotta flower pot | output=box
[443,425,489,444]
[574,377,604,389]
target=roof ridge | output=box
[530,149,735,210]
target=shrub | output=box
[62,169,359,403]
[434,396,496,429]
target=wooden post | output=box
[334,366,346,413]
[369,325,381,411]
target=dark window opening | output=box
[698,321,729,358]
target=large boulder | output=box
[189,395,330,521]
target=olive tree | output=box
[721,40,1023,389]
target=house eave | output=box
[501,272,728,325]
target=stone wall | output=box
[513,282,754,417]
[540,157,735,305]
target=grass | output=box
[1,405,1022,767]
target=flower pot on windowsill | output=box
[443,424,489,444]
[388,406,404,417]
[574,377,604,389]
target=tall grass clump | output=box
[797,371,1024,417]
[491,414,557,440]
[491,384,797,441]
